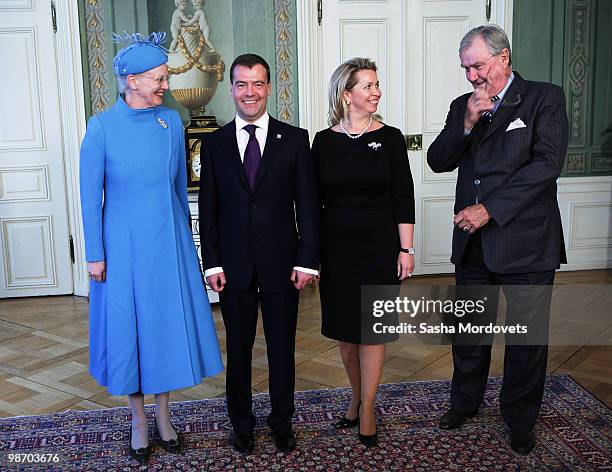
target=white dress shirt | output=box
[235,113,269,161]
[204,113,318,280]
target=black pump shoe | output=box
[128,429,151,465]
[156,421,182,454]
[358,430,378,448]
[335,401,361,429]
[335,415,359,429]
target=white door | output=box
[0,1,73,297]
[306,0,495,274]
[320,0,405,130]
[405,0,488,274]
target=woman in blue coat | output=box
[79,32,223,465]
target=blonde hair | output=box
[327,57,380,126]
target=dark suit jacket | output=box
[427,72,569,273]
[199,116,319,291]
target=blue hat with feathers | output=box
[112,31,168,76]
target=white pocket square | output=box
[506,118,526,132]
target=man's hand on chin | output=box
[454,204,491,234]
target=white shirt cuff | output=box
[204,267,223,278]
[294,266,319,276]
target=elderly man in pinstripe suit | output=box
[427,24,569,455]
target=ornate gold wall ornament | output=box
[84,0,109,113]
[274,0,295,124]
[167,3,224,116]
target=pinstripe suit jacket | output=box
[427,72,569,273]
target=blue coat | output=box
[80,96,223,395]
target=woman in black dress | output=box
[312,58,415,447]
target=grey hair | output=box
[459,24,512,66]
[327,57,380,126]
[117,75,129,94]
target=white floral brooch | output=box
[368,141,381,150]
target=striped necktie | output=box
[480,95,501,126]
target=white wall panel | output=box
[568,203,612,249]
[423,17,470,133]
[2,217,56,288]
[340,19,389,118]
[0,0,33,10]
[557,177,612,271]
[0,166,49,202]
[0,27,43,151]
[421,197,455,265]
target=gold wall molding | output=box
[84,0,110,114]
[274,0,295,124]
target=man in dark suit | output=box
[199,54,319,454]
[427,25,568,454]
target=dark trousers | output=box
[220,273,299,436]
[451,232,554,432]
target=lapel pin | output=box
[368,141,381,150]
[277,133,282,139]
[157,117,168,129]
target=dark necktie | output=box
[243,124,261,191]
[480,95,501,126]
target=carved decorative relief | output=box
[84,0,110,114]
[567,2,589,145]
[591,153,612,173]
[274,0,294,124]
[565,153,586,174]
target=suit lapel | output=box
[481,73,527,142]
[223,120,250,192]
[253,116,282,191]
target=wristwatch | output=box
[400,247,415,255]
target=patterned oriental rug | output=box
[0,375,610,471]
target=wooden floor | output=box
[0,271,610,417]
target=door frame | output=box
[55,2,88,296]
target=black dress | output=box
[312,125,415,344]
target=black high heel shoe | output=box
[155,420,182,454]
[335,401,361,429]
[358,430,378,448]
[357,403,378,448]
[128,428,151,465]
[335,415,359,428]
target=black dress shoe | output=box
[274,428,296,452]
[334,415,359,429]
[155,419,182,454]
[511,431,536,455]
[157,427,181,454]
[128,430,151,465]
[232,432,255,454]
[335,401,361,429]
[358,430,378,448]
[439,409,477,430]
